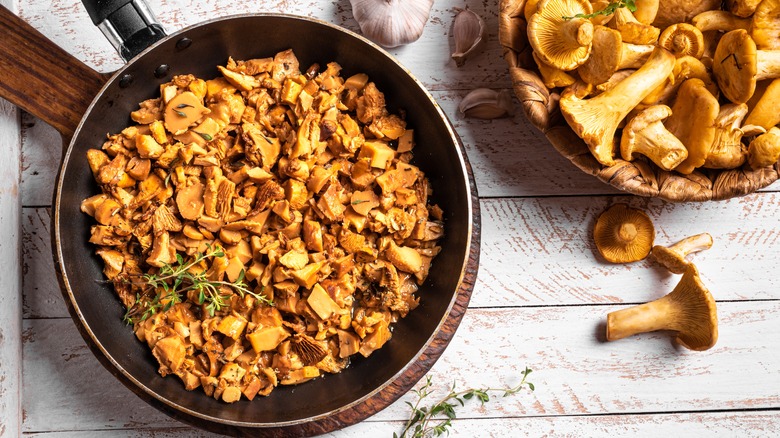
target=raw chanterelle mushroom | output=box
[609,7,660,45]
[713,29,780,104]
[559,47,676,166]
[748,127,780,168]
[641,56,717,106]
[632,0,660,25]
[620,105,688,171]
[745,78,780,130]
[606,264,718,351]
[593,203,655,264]
[728,0,762,17]
[657,23,705,58]
[664,78,720,174]
[652,0,721,29]
[527,0,594,71]
[652,233,714,274]
[578,25,655,86]
[703,103,764,169]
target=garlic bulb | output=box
[350,0,434,48]
[451,7,486,67]
[458,88,515,119]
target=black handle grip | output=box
[82,0,167,61]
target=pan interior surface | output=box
[57,15,471,426]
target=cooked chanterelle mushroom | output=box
[606,264,718,351]
[527,0,594,71]
[593,203,655,264]
[560,47,676,166]
[652,233,714,274]
[713,29,780,104]
[80,50,444,403]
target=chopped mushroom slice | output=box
[606,264,718,351]
[527,0,594,71]
[560,47,676,166]
[593,203,655,264]
[652,233,713,274]
[620,105,688,171]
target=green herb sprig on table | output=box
[396,367,535,438]
[563,0,636,20]
[123,245,273,324]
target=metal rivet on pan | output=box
[119,74,133,88]
[176,37,192,50]
[154,64,170,78]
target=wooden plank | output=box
[23,193,780,317]
[22,302,780,432]
[474,193,780,307]
[21,412,780,437]
[0,6,22,430]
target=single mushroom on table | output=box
[713,29,780,104]
[593,203,656,264]
[748,126,780,168]
[620,105,688,171]
[657,23,705,58]
[578,25,655,86]
[606,264,718,351]
[652,233,714,274]
[560,47,676,166]
[527,0,594,71]
[664,78,720,174]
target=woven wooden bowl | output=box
[498,0,780,201]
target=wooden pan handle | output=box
[0,6,106,139]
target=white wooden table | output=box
[2,0,780,436]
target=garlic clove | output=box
[458,88,515,119]
[451,7,487,67]
[350,0,434,48]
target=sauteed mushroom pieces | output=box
[80,50,445,403]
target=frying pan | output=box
[0,0,480,435]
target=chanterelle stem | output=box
[607,294,677,340]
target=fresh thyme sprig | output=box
[123,245,273,324]
[395,367,534,438]
[563,0,636,20]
